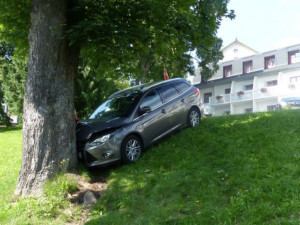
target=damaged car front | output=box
[76,88,143,167]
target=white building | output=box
[194,39,300,116]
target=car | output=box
[280,97,300,109]
[76,78,202,167]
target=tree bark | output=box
[15,0,79,196]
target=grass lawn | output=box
[0,126,23,223]
[0,127,83,225]
[87,109,300,225]
[0,127,22,199]
[1,109,300,224]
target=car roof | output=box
[109,78,189,98]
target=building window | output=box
[225,88,231,94]
[266,80,278,87]
[244,84,253,91]
[267,105,279,111]
[223,65,232,78]
[290,76,300,83]
[288,50,300,64]
[243,60,253,74]
[204,92,212,103]
[245,108,253,113]
[264,55,275,69]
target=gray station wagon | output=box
[76,78,202,167]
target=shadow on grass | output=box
[0,125,22,133]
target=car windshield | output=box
[89,90,142,119]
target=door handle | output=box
[161,109,166,114]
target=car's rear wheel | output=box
[121,135,142,164]
[187,107,200,127]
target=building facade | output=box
[194,40,300,116]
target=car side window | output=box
[159,84,180,102]
[172,82,190,93]
[140,89,163,111]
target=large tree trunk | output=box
[15,0,79,196]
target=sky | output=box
[217,0,300,53]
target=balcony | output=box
[210,90,253,105]
[208,85,295,106]
[253,86,279,99]
[210,94,231,105]
[231,90,253,102]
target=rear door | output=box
[171,81,193,124]
[158,84,183,130]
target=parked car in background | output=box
[76,78,202,167]
[280,97,300,109]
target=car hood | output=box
[76,117,129,141]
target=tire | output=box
[121,135,143,164]
[187,107,201,127]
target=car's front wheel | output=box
[121,135,143,164]
[187,107,201,127]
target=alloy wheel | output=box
[125,139,141,161]
[189,110,200,127]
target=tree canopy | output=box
[70,0,234,81]
[1,0,234,81]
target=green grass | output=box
[1,109,300,224]
[0,126,22,202]
[0,126,84,225]
[86,109,300,225]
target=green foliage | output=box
[0,41,15,126]
[0,57,27,117]
[43,174,78,198]
[0,1,29,122]
[0,86,11,126]
[70,0,234,81]
[75,59,130,118]
[0,0,30,56]
[87,109,300,224]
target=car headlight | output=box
[90,134,111,147]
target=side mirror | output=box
[139,106,151,115]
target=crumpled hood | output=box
[76,117,129,141]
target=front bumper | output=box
[77,135,122,167]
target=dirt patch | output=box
[67,173,108,206]
[65,166,116,224]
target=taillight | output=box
[194,88,200,94]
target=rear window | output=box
[140,89,163,110]
[172,82,190,93]
[159,84,180,102]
